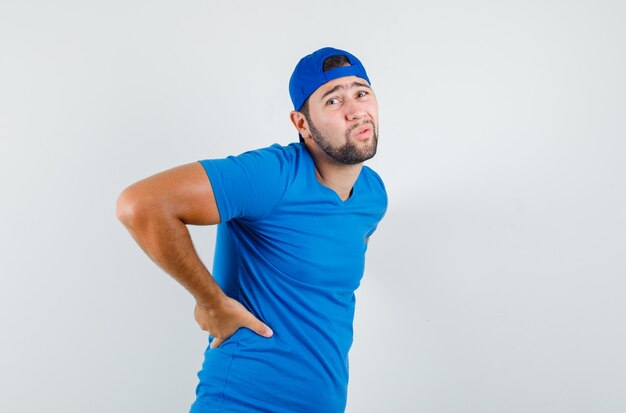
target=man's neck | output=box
[309,150,363,202]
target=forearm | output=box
[118,202,224,307]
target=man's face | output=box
[303,76,379,165]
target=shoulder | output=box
[200,143,300,175]
[195,142,303,222]
[235,142,302,169]
[361,165,387,196]
[227,142,295,162]
[360,165,388,215]
[248,142,298,157]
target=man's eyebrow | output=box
[319,81,371,101]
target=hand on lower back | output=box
[194,295,273,348]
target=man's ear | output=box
[289,110,309,139]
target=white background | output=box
[1,1,625,412]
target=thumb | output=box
[248,319,273,338]
[210,337,224,349]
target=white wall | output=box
[1,1,625,412]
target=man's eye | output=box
[326,98,340,105]
[357,91,369,98]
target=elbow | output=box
[117,185,171,229]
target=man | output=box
[117,47,387,412]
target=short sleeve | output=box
[363,166,388,238]
[198,144,291,223]
[365,224,379,238]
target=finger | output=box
[247,319,273,338]
[210,337,224,349]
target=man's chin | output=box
[360,149,377,162]
[352,140,377,162]
[346,147,378,164]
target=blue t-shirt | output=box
[190,143,387,413]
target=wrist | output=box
[195,291,227,312]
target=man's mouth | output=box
[351,122,373,140]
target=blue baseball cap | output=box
[289,47,371,111]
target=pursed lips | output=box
[349,120,374,138]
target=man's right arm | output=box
[116,162,272,348]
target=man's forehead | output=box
[314,76,371,97]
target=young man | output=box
[117,47,387,412]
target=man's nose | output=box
[344,100,366,120]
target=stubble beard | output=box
[306,117,379,165]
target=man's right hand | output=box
[194,295,274,348]
[117,163,272,349]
